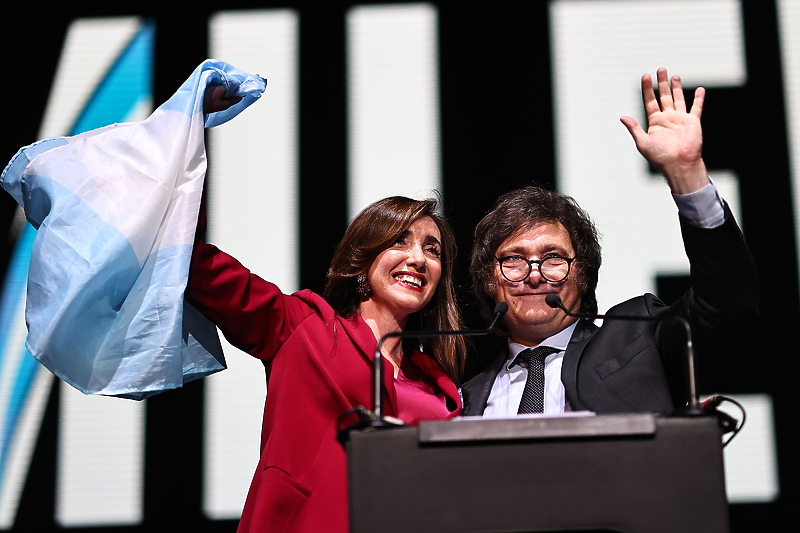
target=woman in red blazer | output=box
[186,194,467,532]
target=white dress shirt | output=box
[483,322,578,417]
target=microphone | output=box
[544,294,703,415]
[369,302,508,429]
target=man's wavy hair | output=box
[324,196,467,383]
[471,186,602,322]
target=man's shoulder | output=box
[461,350,506,416]
[604,293,666,318]
[463,344,508,388]
[573,294,667,349]
[463,366,493,389]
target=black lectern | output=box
[347,414,729,533]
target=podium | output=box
[346,414,729,532]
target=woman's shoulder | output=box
[288,289,365,331]
[289,288,335,318]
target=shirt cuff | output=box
[672,180,726,228]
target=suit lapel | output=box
[561,319,598,411]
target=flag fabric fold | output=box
[0,59,266,399]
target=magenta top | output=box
[394,357,450,425]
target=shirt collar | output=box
[506,320,579,368]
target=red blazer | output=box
[186,241,462,532]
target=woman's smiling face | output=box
[362,216,443,321]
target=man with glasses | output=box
[462,68,758,416]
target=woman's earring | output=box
[356,274,372,301]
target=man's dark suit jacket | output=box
[463,205,758,415]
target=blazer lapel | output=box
[561,319,598,411]
[409,352,462,415]
[338,314,399,415]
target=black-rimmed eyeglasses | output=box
[495,255,575,283]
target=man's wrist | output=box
[663,160,709,194]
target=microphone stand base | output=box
[369,415,406,429]
[671,405,708,417]
[670,405,739,435]
[337,409,405,446]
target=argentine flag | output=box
[0,59,266,400]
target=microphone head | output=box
[545,293,562,309]
[493,302,509,316]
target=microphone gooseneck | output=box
[487,302,508,331]
[368,302,508,429]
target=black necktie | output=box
[515,346,559,414]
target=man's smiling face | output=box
[492,221,582,346]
